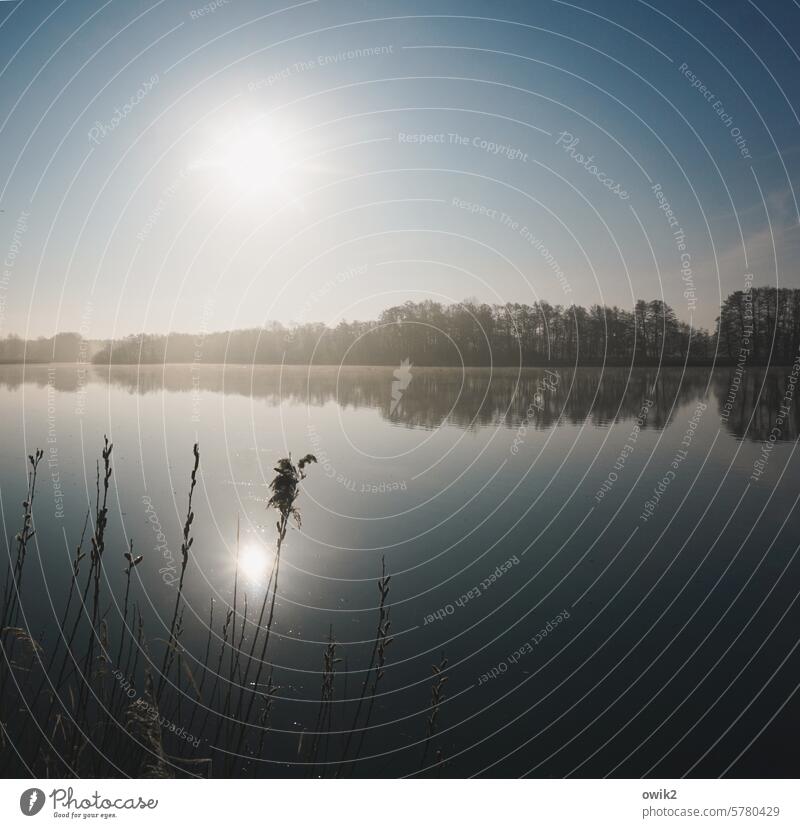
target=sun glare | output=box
[191,118,303,199]
[238,542,272,582]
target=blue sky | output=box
[0,0,798,338]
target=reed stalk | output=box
[419,654,448,771]
[156,443,199,703]
[229,453,315,772]
[338,558,391,774]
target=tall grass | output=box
[0,439,445,778]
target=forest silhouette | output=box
[1,286,797,367]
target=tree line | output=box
[1,286,798,366]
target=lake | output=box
[2,363,799,777]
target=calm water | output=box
[2,364,799,777]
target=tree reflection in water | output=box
[1,364,797,443]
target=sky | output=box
[0,0,798,339]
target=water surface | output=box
[3,364,799,777]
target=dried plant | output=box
[123,671,172,778]
[0,439,452,781]
[230,452,316,772]
[156,443,199,702]
[267,454,317,526]
[339,558,391,775]
[307,627,341,776]
[1,449,44,646]
[420,653,448,771]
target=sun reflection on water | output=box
[237,542,273,583]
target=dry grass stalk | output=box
[229,453,316,773]
[420,653,448,771]
[339,557,391,774]
[156,443,199,703]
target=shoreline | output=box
[0,359,793,368]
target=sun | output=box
[190,116,304,199]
